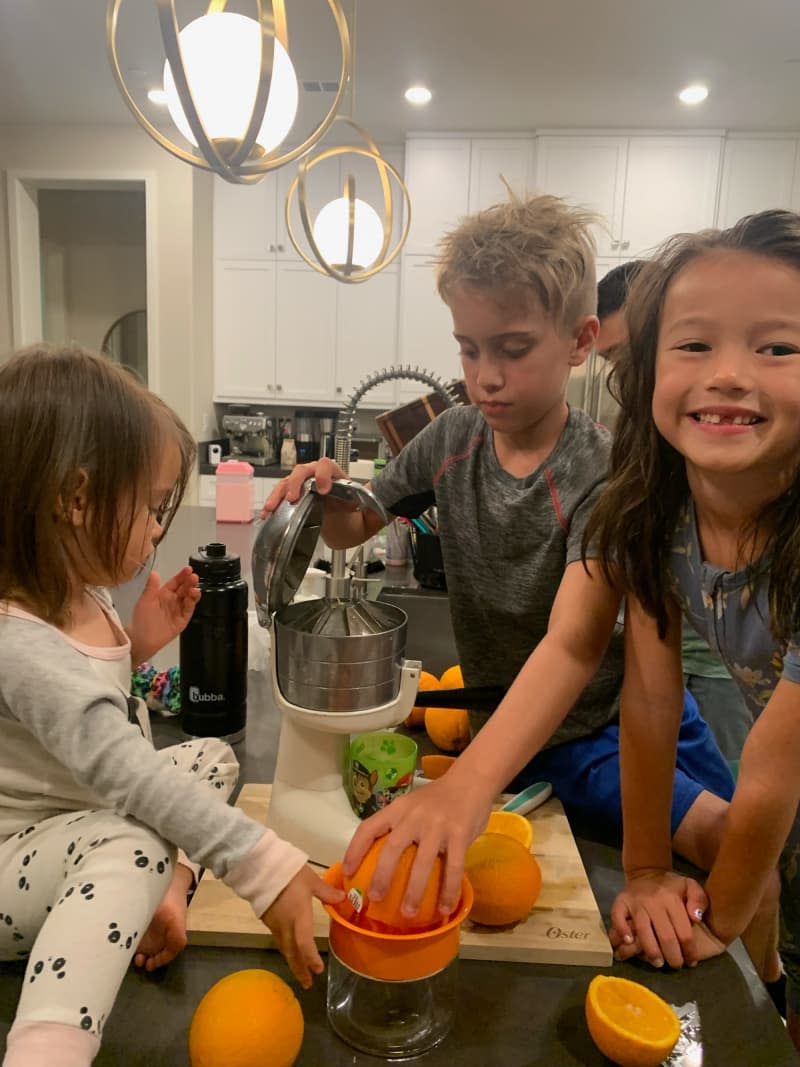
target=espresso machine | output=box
[222,408,277,466]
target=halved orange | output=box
[420,754,457,780]
[484,810,533,850]
[585,975,681,1067]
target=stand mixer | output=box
[252,479,420,866]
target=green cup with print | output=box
[346,730,418,819]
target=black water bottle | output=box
[180,543,248,743]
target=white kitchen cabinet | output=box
[274,265,337,401]
[621,136,722,258]
[396,257,460,400]
[468,138,534,212]
[717,137,799,229]
[213,172,301,262]
[535,134,722,261]
[213,260,276,399]
[403,139,472,255]
[535,136,628,257]
[335,268,399,406]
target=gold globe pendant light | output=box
[284,3,410,282]
[107,0,351,185]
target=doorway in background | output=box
[38,186,148,382]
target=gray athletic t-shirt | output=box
[372,405,623,748]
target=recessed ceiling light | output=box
[405,86,432,106]
[147,88,168,105]
[678,84,709,105]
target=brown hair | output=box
[584,209,800,639]
[0,343,195,624]
[436,193,598,329]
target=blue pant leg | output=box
[511,691,735,839]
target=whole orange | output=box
[424,706,471,752]
[439,664,464,690]
[343,835,447,930]
[405,669,440,728]
[188,969,303,1067]
[463,832,542,926]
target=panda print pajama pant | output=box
[0,737,238,1040]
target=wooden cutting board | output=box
[186,784,613,967]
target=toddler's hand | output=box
[133,864,193,971]
[261,865,344,989]
[127,566,201,664]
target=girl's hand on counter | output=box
[260,865,344,989]
[260,458,349,519]
[342,773,493,921]
[609,870,708,968]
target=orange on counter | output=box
[585,975,681,1067]
[420,754,457,780]
[439,664,464,691]
[463,831,541,926]
[343,835,449,931]
[405,669,440,728]
[188,969,303,1067]
[425,664,470,752]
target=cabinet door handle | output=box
[277,243,285,252]
[268,243,276,253]
[336,386,343,393]
[276,384,283,392]
[610,240,620,250]
[621,240,630,250]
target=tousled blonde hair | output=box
[436,193,598,331]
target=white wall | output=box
[0,124,216,445]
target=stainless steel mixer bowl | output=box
[275,598,407,712]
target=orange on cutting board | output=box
[405,670,440,728]
[463,831,541,926]
[585,975,681,1067]
[343,835,448,931]
[188,969,303,1067]
[484,810,533,850]
[420,754,457,780]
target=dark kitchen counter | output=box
[0,508,795,1065]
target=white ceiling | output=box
[2,0,800,143]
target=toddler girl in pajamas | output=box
[0,344,341,1067]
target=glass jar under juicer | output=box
[251,479,420,867]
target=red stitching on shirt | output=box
[433,435,483,486]
[544,467,567,531]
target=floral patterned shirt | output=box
[669,501,800,717]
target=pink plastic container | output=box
[215,460,254,523]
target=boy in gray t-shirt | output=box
[263,194,736,941]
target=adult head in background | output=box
[596,260,645,360]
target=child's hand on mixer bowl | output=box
[343,767,494,923]
[261,865,344,989]
[260,458,350,518]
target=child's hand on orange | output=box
[342,769,493,923]
[260,865,344,989]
